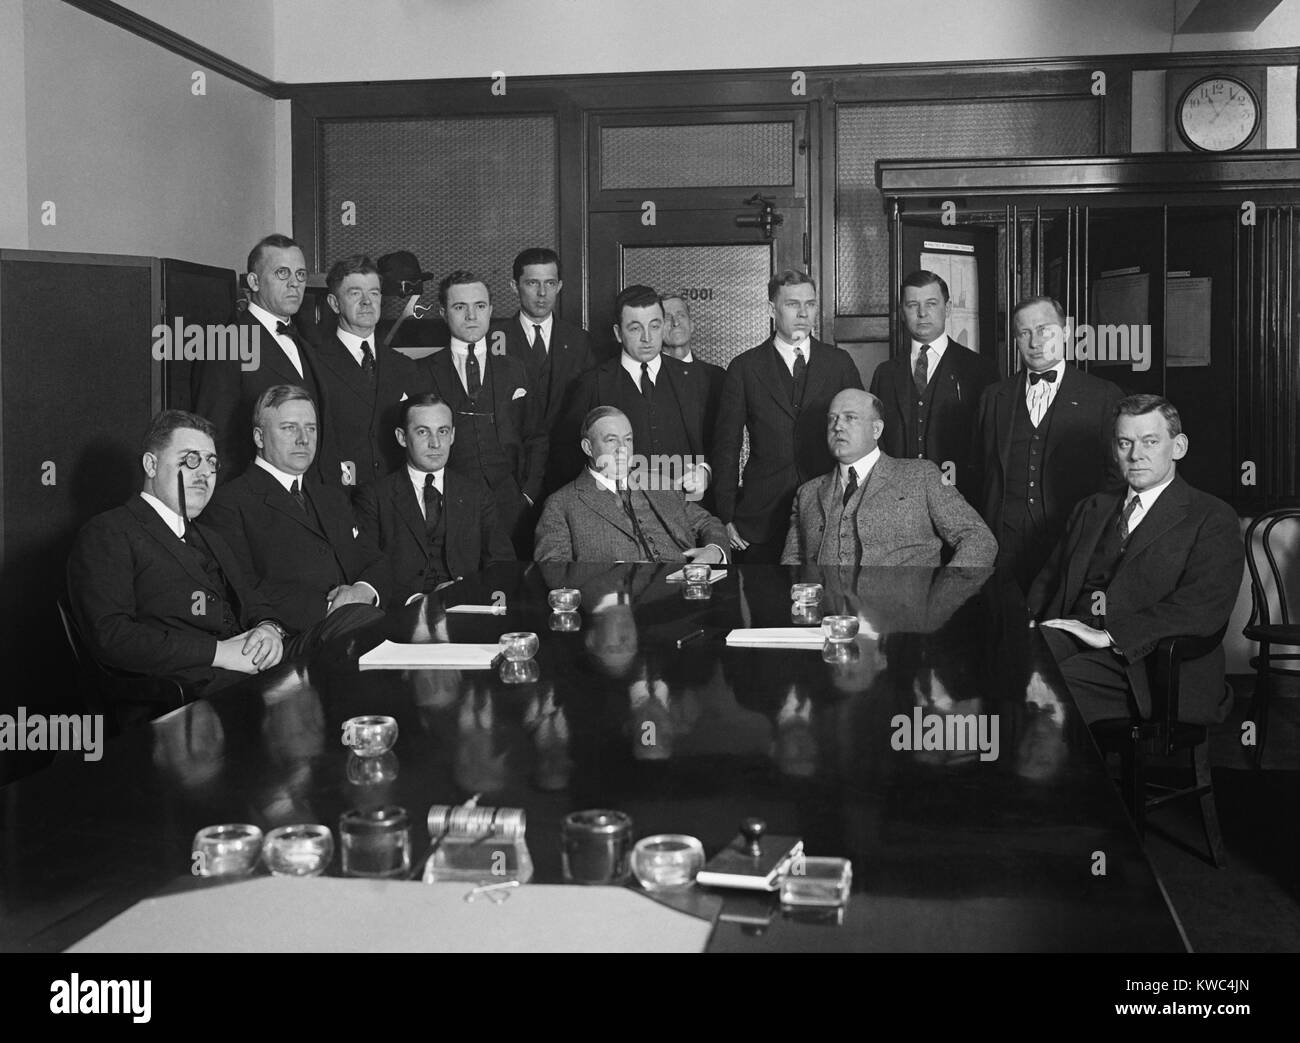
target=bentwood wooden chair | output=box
[1242,507,1300,769]
[1090,626,1230,868]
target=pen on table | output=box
[676,628,707,649]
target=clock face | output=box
[1177,76,1260,152]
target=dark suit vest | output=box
[617,368,694,464]
[449,357,511,487]
[1001,391,1057,533]
[906,362,942,459]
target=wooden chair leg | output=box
[1192,743,1226,869]
[1250,651,1271,769]
[1120,738,1145,839]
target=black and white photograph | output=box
[1,0,1298,992]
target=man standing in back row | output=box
[712,270,863,563]
[869,269,998,502]
[973,296,1124,590]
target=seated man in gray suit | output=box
[782,389,996,566]
[534,406,728,563]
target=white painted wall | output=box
[20,0,278,270]
[268,0,1300,83]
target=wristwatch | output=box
[257,619,290,640]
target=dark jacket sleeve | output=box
[67,516,217,676]
[711,362,747,525]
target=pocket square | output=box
[400,392,409,401]
[512,387,527,400]
[352,526,359,539]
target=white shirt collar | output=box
[620,352,661,383]
[674,350,695,363]
[518,312,553,345]
[450,337,485,357]
[255,455,306,493]
[336,326,376,365]
[772,335,812,375]
[407,464,445,509]
[911,332,949,361]
[1025,359,1068,391]
[841,446,881,488]
[1126,470,1176,510]
[588,468,620,494]
[140,491,187,538]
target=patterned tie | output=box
[290,478,307,513]
[360,339,376,386]
[1118,494,1141,541]
[792,345,806,403]
[465,343,481,396]
[531,324,546,357]
[640,361,653,398]
[913,345,929,394]
[842,467,858,507]
[423,472,442,536]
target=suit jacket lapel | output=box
[393,472,431,559]
[250,314,308,386]
[128,496,210,589]
[248,465,326,537]
[429,350,468,410]
[576,471,637,540]
[657,359,700,455]
[858,453,892,506]
[994,377,1019,478]
[319,336,372,405]
[1116,477,1188,571]
[1059,494,1115,609]
[758,341,797,420]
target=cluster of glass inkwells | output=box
[792,582,863,664]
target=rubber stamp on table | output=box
[696,817,802,891]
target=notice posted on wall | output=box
[921,248,979,353]
[1165,276,1212,368]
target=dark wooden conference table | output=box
[1,563,1186,952]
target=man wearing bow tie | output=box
[193,234,321,475]
[1027,395,1244,725]
[972,296,1124,590]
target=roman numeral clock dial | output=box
[1177,75,1260,152]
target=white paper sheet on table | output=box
[445,604,507,615]
[66,878,712,953]
[725,627,825,648]
[664,568,728,584]
[358,640,500,670]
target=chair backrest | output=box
[1243,507,1300,630]
[56,596,86,669]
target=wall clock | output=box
[1176,74,1261,152]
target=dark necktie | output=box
[290,478,307,513]
[619,484,655,560]
[423,473,443,536]
[360,340,376,386]
[1118,494,1141,541]
[531,324,546,357]
[1029,370,1058,385]
[842,467,859,507]
[275,321,296,340]
[791,345,807,405]
[465,344,481,396]
[913,346,930,394]
[640,361,653,398]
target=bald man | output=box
[781,389,996,567]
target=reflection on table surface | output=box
[0,564,1183,952]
